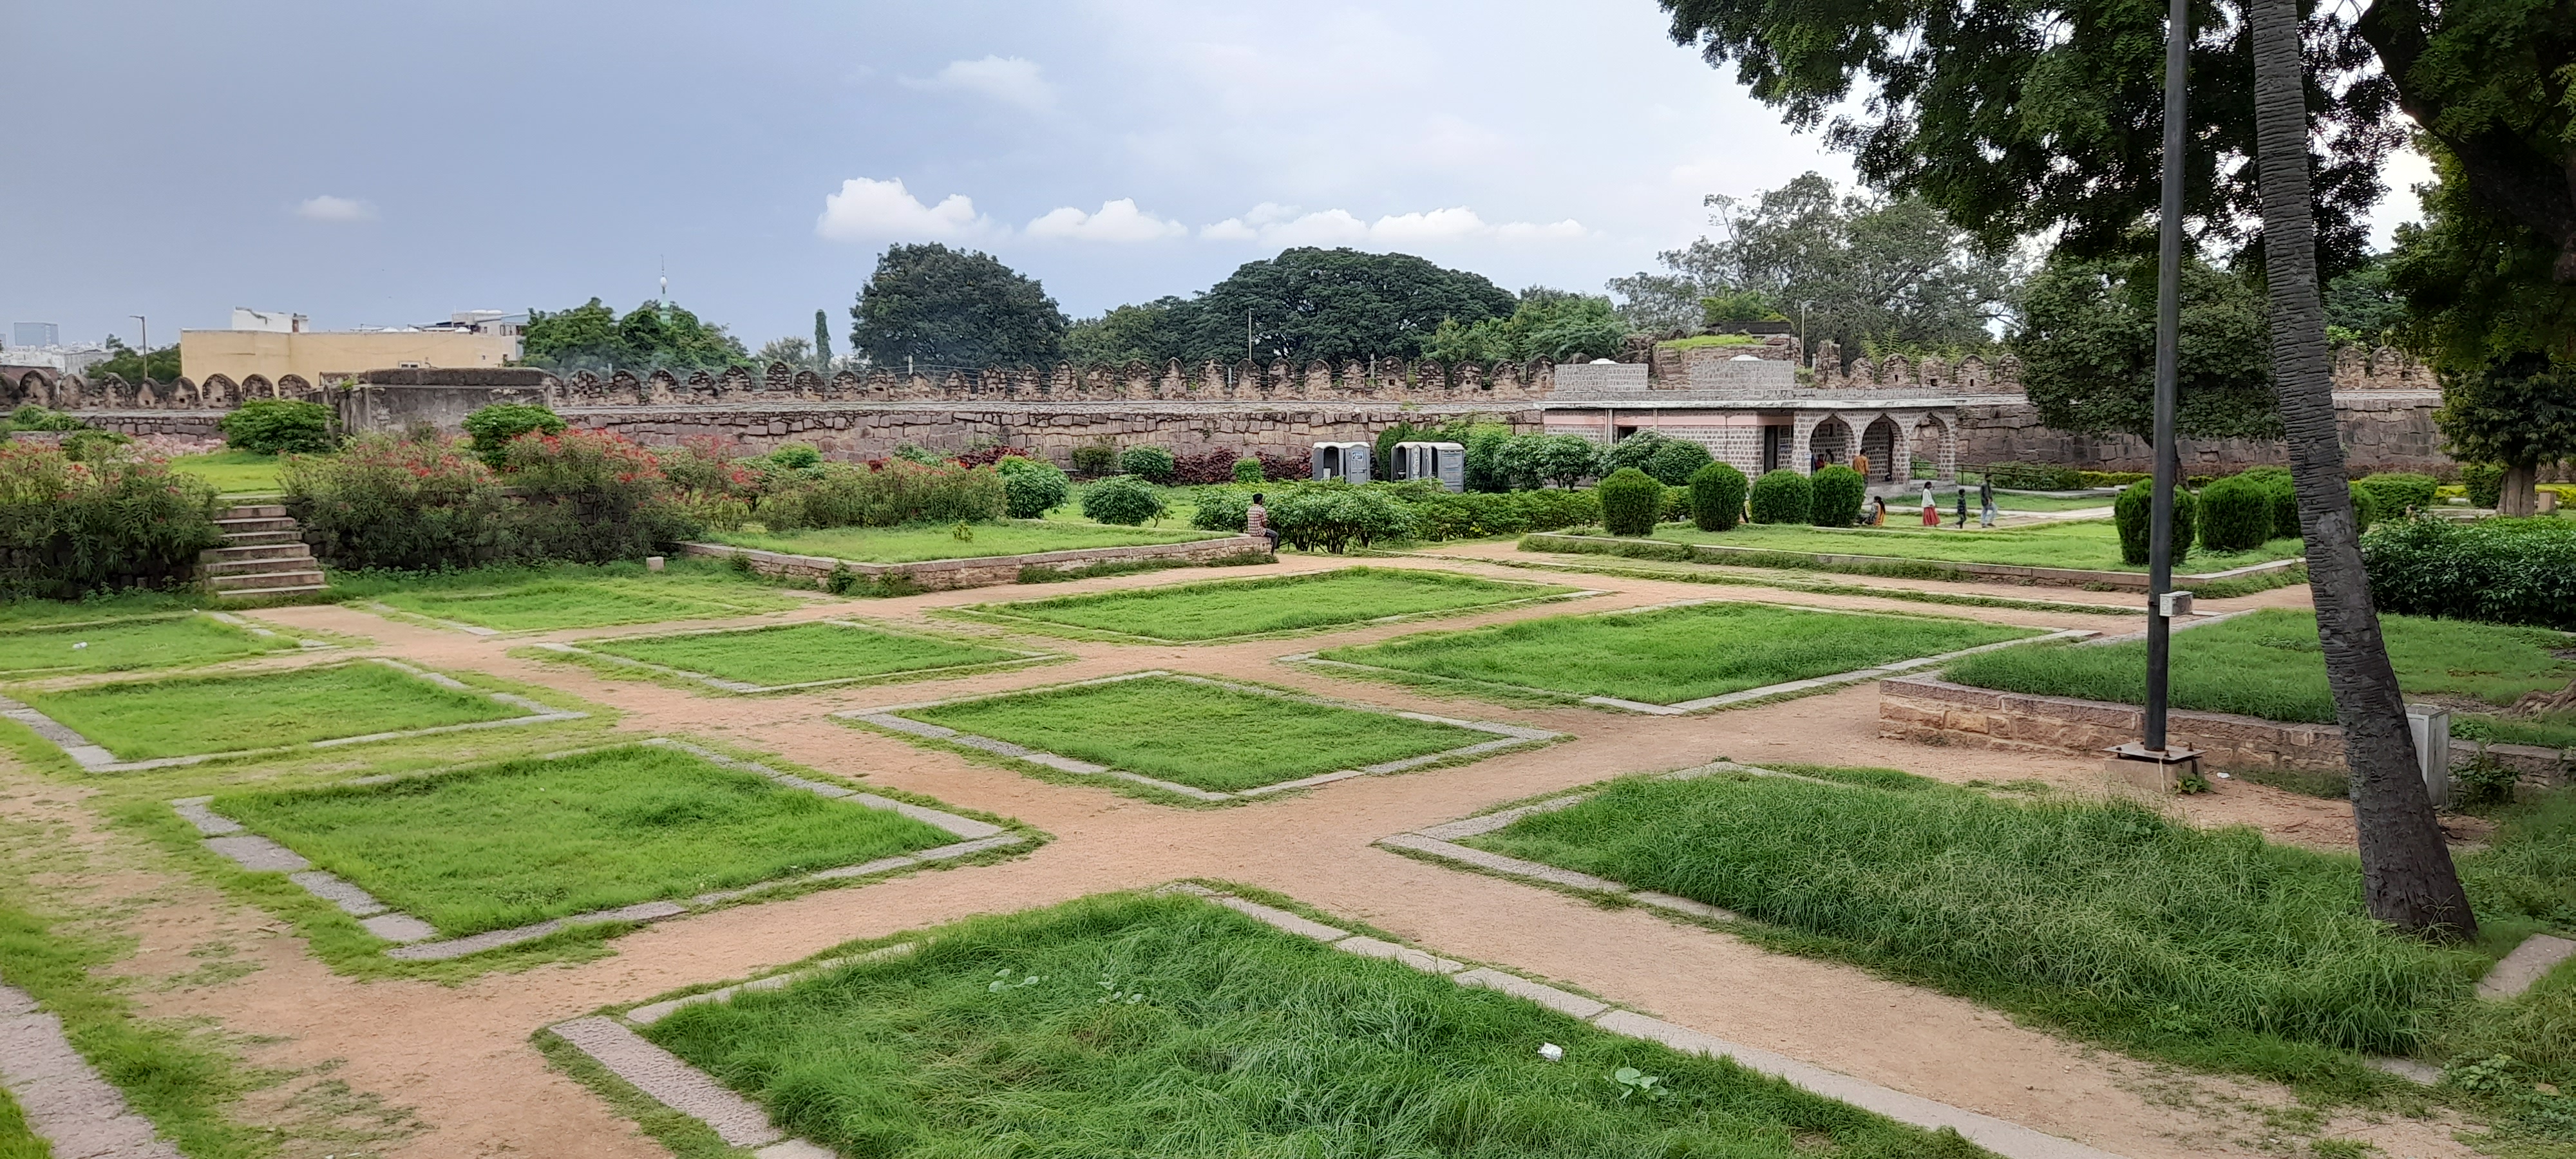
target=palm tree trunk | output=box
[2246,0,2476,937]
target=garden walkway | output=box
[0,552,2463,1159]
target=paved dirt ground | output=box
[1,547,2483,1158]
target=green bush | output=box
[1081,476,1166,525]
[1461,423,1515,491]
[768,442,822,470]
[2349,483,2381,533]
[1231,457,1263,484]
[2355,472,2439,514]
[0,442,221,597]
[1687,462,1749,532]
[1496,433,1602,489]
[461,403,567,469]
[284,434,518,571]
[1269,484,1412,552]
[996,456,1070,518]
[1118,446,1177,485]
[1981,462,2086,490]
[5,405,89,433]
[58,429,132,462]
[2253,472,2301,539]
[1645,439,1714,485]
[2464,462,2506,508]
[761,460,1005,530]
[1747,469,1811,524]
[1070,442,1118,478]
[2078,470,2150,488]
[2197,475,2274,552]
[497,428,702,563]
[218,399,336,455]
[2113,481,2197,566]
[1596,467,1663,536]
[2363,516,2576,628]
[1808,465,1866,527]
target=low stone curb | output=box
[175,739,1026,961]
[840,670,1563,803]
[7,658,587,773]
[550,883,2125,1159]
[202,610,338,651]
[0,982,181,1158]
[1285,598,2093,715]
[531,619,1063,694]
[683,533,1265,594]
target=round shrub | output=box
[1808,465,1866,527]
[2349,482,2380,532]
[768,442,822,470]
[1644,439,1714,485]
[219,398,337,455]
[1748,469,1812,524]
[2259,473,2301,539]
[1118,446,1177,485]
[2197,475,2274,552]
[1081,476,1166,526]
[462,402,567,469]
[1688,462,1750,532]
[1070,443,1119,478]
[996,455,1070,518]
[2114,480,2198,566]
[2355,471,2439,514]
[1232,457,1264,485]
[2463,462,2506,509]
[1596,467,1664,536]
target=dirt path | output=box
[11,560,2476,1159]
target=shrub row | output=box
[285,430,706,572]
[1979,462,2148,491]
[0,442,221,598]
[2363,516,2576,630]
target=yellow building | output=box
[179,309,522,384]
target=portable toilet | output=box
[1391,441,1466,492]
[1312,442,1372,483]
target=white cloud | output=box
[1025,198,1188,242]
[1199,204,1587,247]
[294,194,375,223]
[814,177,992,242]
[907,55,1056,111]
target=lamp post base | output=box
[2105,742,2205,793]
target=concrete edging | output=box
[939,579,1608,645]
[173,739,1026,961]
[531,619,1063,693]
[681,532,1266,593]
[0,982,181,1158]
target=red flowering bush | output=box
[498,429,701,563]
[0,440,220,597]
[283,433,515,572]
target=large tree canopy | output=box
[852,243,1068,370]
[1417,288,1629,365]
[1608,173,2019,356]
[1062,248,1516,365]
[2012,254,2281,441]
[522,298,749,372]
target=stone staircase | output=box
[200,504,325,598]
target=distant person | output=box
[1852,451,1871,482]
[1812,449,1826,473]
[1920,481,1938,527]
[1957,487,1970,529]
[1978,478,1997,528]
[1871,495,1888,526]
[1247,493,1279,552]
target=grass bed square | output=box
[710,520,1222,563]
[577,621,1038,690]
[370,576,806,632]
[956,567,1578,643]
[1650,520,2304,574]
[896,675,1497,793]
[637,892,1958,1156]
[1320,601,2044,708]
[18,663,531,762]
[0,614,295,675]
[214,745,957,937]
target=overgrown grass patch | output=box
[1461,767,2576,1091]
[213,744,958,938]
[569,621,1040,691]
[1944,608,2576,736]
[892,675,1499,793]
[339,558,813,632]
[0,614,298,676]
[709,519,1222,563]
[167,449,283,495]
[948,567,1578,643]
[1318,602,2043,707]
[17,661,535,762]
[633,891,1982,1158]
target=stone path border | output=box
[838,670,1563,803]
[2477,933,2576,999]
[363,592,791,638]
[171,739,1028,962]
[2,658,587,773]
[547,884,2121,1159]
[1282,598,2096,715]
[0,981,181,1158]
[933,573,1609,645]
[0,609,337,682]
[202,610,339,652]
[529,619,1063,693]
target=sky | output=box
[1,0,2433,353]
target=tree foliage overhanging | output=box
[521,297,751,373]
[1064,247,1517,366]
[853,243,1070,371]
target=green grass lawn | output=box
[0,614,295,675]
[19,662,530,761]
[580,621,1029,688]
[1649,520,2304,574]
[214,744,956,937]
[1320,602,2043,706]
[366,575,806,632]
[958,567,1575,642]
[897,675,1493,793]
[166,448,283,495]
[1935,491,2116,513]
[710,519,1222,563]
[0,1085,43,1159]
[637,892,1972,1158]
[1944,608,2576,744]
[1463,766,2576,1086]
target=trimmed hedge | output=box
[2348,482,2380,533]
[1808,465,1866,527]
[2364,516,2576,629]
[1596,467,1663,536]
[1646,440,1714,485]
[2198,475,2273,552]
[1748,469,1812,524]
[2113,481,2197,566]
[1689,462,1749,531]
[2354,472,2439,514]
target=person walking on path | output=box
[1920,480,1938,527]
[1247,493,1280,553]
[1978,478,1997,528]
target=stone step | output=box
[219,530,303,547]
[212,583,328,599]
[200,556,319,576]
[215,516,298,535]
[219,504,288,520]
[199,542,312,563]
[208,569,326,592]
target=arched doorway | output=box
[1860,415,1902,482]
[1807,416,1853,471]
